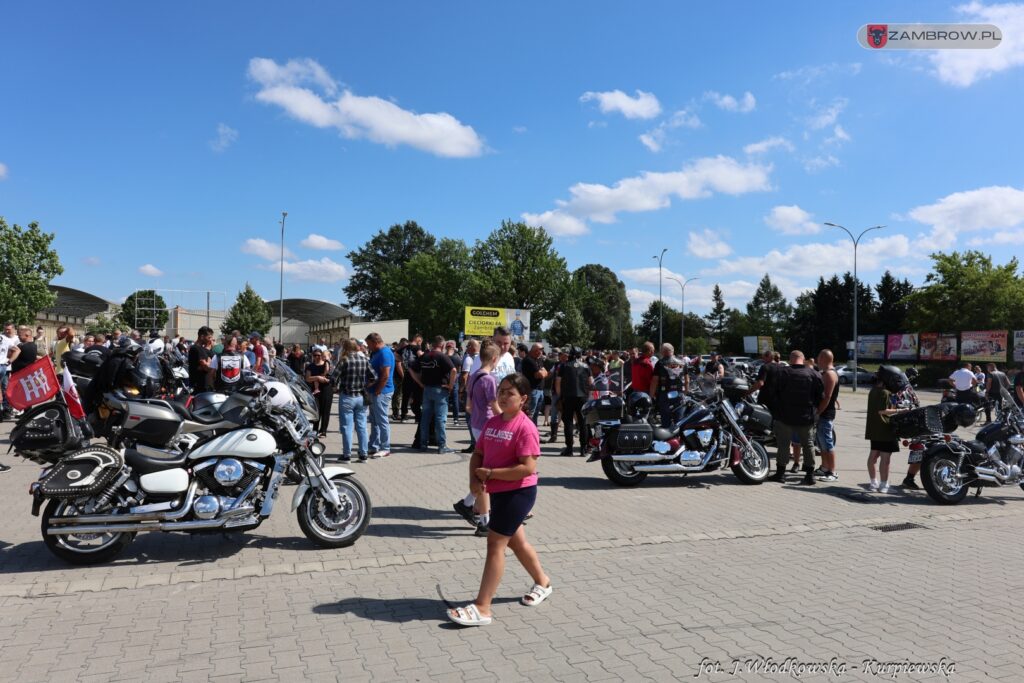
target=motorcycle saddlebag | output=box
[583,396,623,426]
[9,402,87,465]
[742,401,773,432]
[38,446,124,499]
[605,423,654,453]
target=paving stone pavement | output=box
[0,387,1019,680]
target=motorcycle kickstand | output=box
[974,487,983,498]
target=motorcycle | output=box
[29,379,369,565]
[586,383,771,487]
[894,390,1024,504]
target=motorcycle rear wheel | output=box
[921,453,969,505]
[42,499,133,565]
[601,458,647,487]
[297,475,371,547]
[731,441,770,485]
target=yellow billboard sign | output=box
[464,307,532,341]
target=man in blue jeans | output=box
[520,342,548,424]
[409,335,457,454]
[366,332,395,458]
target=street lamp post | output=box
[652,249,668,348]
[667,276,700,357]
[279,211,288,345]
[824,222,885,392]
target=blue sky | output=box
[3,1,1024,321]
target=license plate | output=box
[666,391,679,400]
[908,452,923,464]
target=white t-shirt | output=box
[494,352,516,380]
[950,368,976,391]
[462,353,477,375]
[0,334,16,367]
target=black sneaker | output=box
[558,448,573,457]
[460,445,475,454]
[812,467,828,478]
[902,477,920,490]
[0,463,10,473]
[800,472,816,486]
[820,471,839,482]
[789,462,800,473]
[474,522,489,537]
[339,456,351,463]
[453,501,477,527]
[770,470,786,483]
[358,456,368,463]
[547,433,558,443]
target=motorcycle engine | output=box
[194,458,262,497]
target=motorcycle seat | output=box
[653,426,680,441]
[125,448,189,474]
[966,440,987,454]
[171,401,225,426]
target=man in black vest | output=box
[770,350,824,485]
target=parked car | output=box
[836,365,876,385]
[724,356,753,366]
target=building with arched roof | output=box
[265,298,355,347]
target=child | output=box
[865,376,900,493]
[448,373,551,626]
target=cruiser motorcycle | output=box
[29,379,369,564]
[586,384,771,487]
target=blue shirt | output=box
[370,346,395,393]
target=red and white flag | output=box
[62,366,86,419]
[6,356,60,411]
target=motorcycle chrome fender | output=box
[291,465,355,512]
[187,428,277,460]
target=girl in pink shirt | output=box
[448,373,552,626]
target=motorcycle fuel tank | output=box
[187,428,278,460]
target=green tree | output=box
[905,251,1024,332]
[384,238,481,337]
[704,284,728,343]
[875,270,915,333]
[118,290,168,332]
[86,312,121,335]
[473,220,569,323]
[0,218,64,325]
[719,308,755,354]
[745,275,792,350]
[344,221,436,319]
[547,299,593,349]
[221,284,272,337]
[572,264,631,349]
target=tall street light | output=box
[279,211,288,345]
[652,248,668,348]
[667,276,700,357]
[824,222,885,392]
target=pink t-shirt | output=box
[480,411,540,494]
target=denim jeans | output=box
[549,391,559,431]
[420,385,449,450]
[450,377,461,422]
[0,365,8,411]
[339,393,368,457]
[368,391,393,452]
[529,388,545,424]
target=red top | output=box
[631,356,656,396]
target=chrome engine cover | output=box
[214,458,245,486]
[193,495,220,519]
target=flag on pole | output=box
[62,366,86,419]
[6,356,60,411]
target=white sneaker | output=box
[869,480,880,491]
[879,482,890,494]
[376,450,390,458]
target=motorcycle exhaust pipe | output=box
[46,505,255,536]
[973,466,1006,483]
[47,481,199,526]
[633,463,703,473]
[610,452,674,462]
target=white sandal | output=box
[448,603,492,626]
[521,583,553,607]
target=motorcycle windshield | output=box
[136,349,163,381]
[273,362,319,422]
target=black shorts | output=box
[488,485,537,537]
[870,440,900,454]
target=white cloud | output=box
[521,210,589,237]
[968,229,1024,246]
[261,257,349,283]
[687,229,733,259]
[713,235,911,279]
[512,125,528,134]
[764,205,820,235]
[242,238,295,261]
[743,136,794,155]
[300,233,344,250]
[825,124,850,145]
[625,288,658,311]
[559,155,773,224]
[249,57,484,158]
[209,123,238,152]
[804,154,840,172]
[139,264,163,277]
[580,89,662,119]
[82,256,101,267]
[639,108,701,152]
[807,98,848,130]
[0,162,7,180]
[704,91,756,113]
[930,2,1024,87]
[908,185,1024,248]
[774,62,862,85]
[620,266,686,286]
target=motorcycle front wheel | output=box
[297,475,371,548]
[42,499,133,565]
[601,457,647,486]
[731,441,770,485]
[921,452,969,505]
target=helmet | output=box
[951,403,977,429]
[264,380,297,409]
[627,391,653,420]
[875,365,908,393]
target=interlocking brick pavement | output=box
[0,387,1019,680]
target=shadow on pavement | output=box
[313,596,519,624]
[365,523,470,539]
[780,482,1009,507]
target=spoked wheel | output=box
[42,499,132,565]
[731,441,770,485]
[297,475,371,547]
[921,453,969,505]
[601,458,647,487]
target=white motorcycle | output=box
[30,379,370,565]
